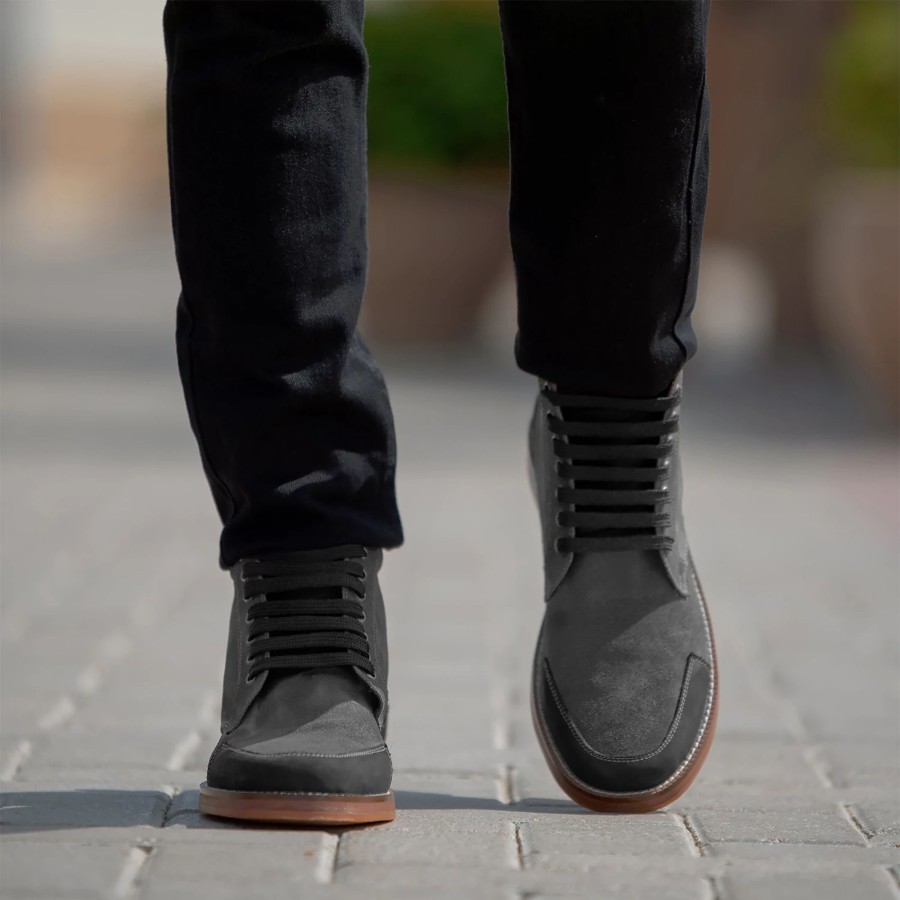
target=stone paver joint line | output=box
[843,803,875,844]
[496,764,521,806]
[165,731,202,773]
[112,844,155,898]
[886,865,900,896]
[803,744,837,790]
[704,875,725,900]
[680,813,708,857]
[158,787,178,827]
[37,696,76,732]
[506,820,534,871]
[0,741,33,782]
[315,832,341,884]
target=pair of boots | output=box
[199,379,717,824]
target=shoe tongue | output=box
[244,667,381,748]
[262,667,378,717]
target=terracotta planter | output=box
[814,171,900,420]
[13,76,168,242]
[361,173,511,344]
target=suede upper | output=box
[530,382,715,795]
[207,547,392,796]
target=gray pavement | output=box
[1,237,899,899]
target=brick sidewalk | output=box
[1,244,898,898]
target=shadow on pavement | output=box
[0,787,599,835]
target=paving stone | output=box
[334,863,511,899]
[0,841,132,898]
[694,738,823,790]
[688,805,866,846]
[703,842,900,866]
[524,813,696,869]
[392,770,504,812]
[522,874,711,900]
[339,809,509,868]
[142,841,328,900]
[720,871,897,900]
[674,783,848,813]
[23,722,202,771]
[336,863,711,899]
[143,880,355,900]
[8,766,201,792]
[851,800,900,848]
[817,741,900,791]
[0,783,171,836]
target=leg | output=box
[165,0,402,568]
[501,1,718,811]
[501,0,710,398]
[165,0,396,825]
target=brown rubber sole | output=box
[532,580,719,814]
[199,784,396,825]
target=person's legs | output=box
[165,0,401,569]
[165,0,397,825]
[501,0,717,810]
[501,0,709,398]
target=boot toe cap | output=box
[536,653,713,795]
[207,740,392,796]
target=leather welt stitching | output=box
[540,560,717,797]
[542,653,709,764]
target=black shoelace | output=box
[544,384,680,554]
[242,545,373,679]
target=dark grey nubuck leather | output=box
[206,547,392,796]
[530,377,715,797]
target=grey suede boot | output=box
[199,545,394,825]
[529,378,717,812]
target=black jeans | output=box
[164,0,710,567]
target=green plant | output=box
[365,2,509,173]
[822,1,900,168]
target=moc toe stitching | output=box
[217,741,389,760]
[536,646,714,795]
[541,654,710,764]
